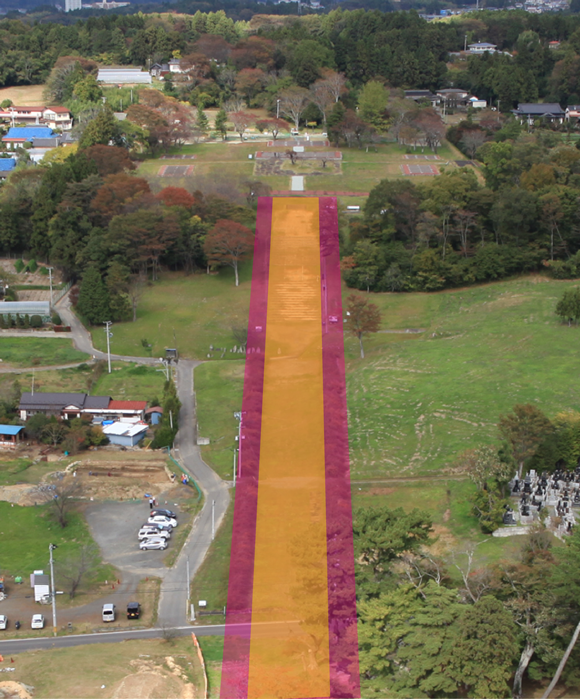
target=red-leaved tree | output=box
[204,219,254,286]
[345,293,382,359]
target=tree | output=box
[345,294,381,359]
[353,505,432,598]
[358,80,389,131]
[255,118,288,141]
[229,111,254,141]
[49,477,82,528]
[204,219,254,286]
[79,107,122,149]
[278,86,310,130]
[76,265,110,326]
[556,287,580,325]
[460,129,487,159]
[214,108,228,140]
[449,596,519,699]
[56,543,100,599]
[309,77,335,125]
[234,67,266,106]
[196,106,209,135]
[72,74,102,103]
[457,445,512,492]
[85,145,135,177]
[498,404,554,477]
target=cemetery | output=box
[503,467,580,538]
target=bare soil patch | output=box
[254,159,341,176]
[0,85,46,106]
[73,459,172,502]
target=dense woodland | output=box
[3,10,580,106]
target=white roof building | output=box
[97,68,152,85]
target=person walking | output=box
[149,498,154,509]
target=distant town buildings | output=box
[64,0,81,11]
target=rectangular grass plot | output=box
[401,163,440,176]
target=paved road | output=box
[157,360,230,627]
[0,624,225,654]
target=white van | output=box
[102,603,116,622]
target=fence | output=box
[52,281,72,306]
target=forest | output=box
[2,9,580,107]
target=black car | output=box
[151,509,176,519]
[127,602,140,619]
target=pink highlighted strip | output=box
[220,198,272,699]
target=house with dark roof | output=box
[18,392,111,421]
[18,393,147,421]
[404,90,440,106]
[513,103,565,125]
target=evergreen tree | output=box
[214,108,228,141]
[79,107,122,149]
[76,265,111,325]
[106,260,131,322]
[197,106,209,135]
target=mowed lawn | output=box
[346,277,580,479]
[189,276,580,482]
[91,268,252,359]
[137,139,471,196]
[0,337,88,367]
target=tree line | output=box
[3,10,580,108]
[343,121,580,293]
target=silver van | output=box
[102,603,116,622]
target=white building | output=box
[97,68,152,85]
[468,42,497,53]
[65,0,82,11]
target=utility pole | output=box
[104,321,112,374]
[47,267,54,309]
[276,99,281,119]
[49,543,57,637]
[233,448,237,487]
[211,500,215,541]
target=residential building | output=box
[1,127,54,150]
[97,68,152,85]
[169,58,183,73]
[566,105,580,121]
[150,63,169,79]
[468,42,497,53]
[42,107,73,131]
[404,90,441,107]
[513,103,565,125]
[18,392,147,421]
[549,41,561,49]
[0,158,16,179]
[437,88,470,109]
[102,421,148,447]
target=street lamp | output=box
[276,99,281,119]
[104,321,112,373]
[49,543,57,637]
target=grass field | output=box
[91,270,252,359]
[190,500,233,619]
[9,637,205,698]
[0,456,57,486]
[137,139,472,196]
[92,362,166,401]
[345,276,580,479]
[0,84,46,106]
[195,361,245,480]
[0,337,88,367]
[0,501,112,581]
[190,276,580,482]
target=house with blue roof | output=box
[2,127,54,150]
[0,158,16,179]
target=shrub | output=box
[14,259,24,273]
[3,288,16,301]
[23,314,30,329]
[51,312,62,325]
[30,315,42,328]
[27,259,37,273]
[39,267,49,276]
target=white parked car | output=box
[0,615,7,629]
[31,614,44,629]
[138,527,170,540]
[140,538,167,551]
[148,515,177,528]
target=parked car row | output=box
[0,613,44,630]
[139,509,178,551]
